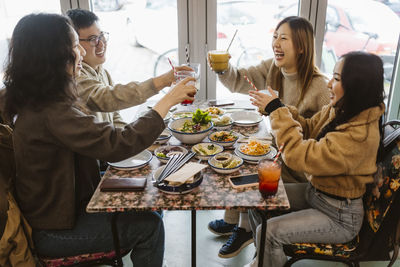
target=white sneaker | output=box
[244,256,258,267]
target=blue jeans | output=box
[32,210,164,267]
[248,183,364,267]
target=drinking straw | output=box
[226,29,238,52]
[273,143,285,164]
[167,57,177,75]
[244,75,259,91]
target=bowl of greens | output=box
[168,109,213,144]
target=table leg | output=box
[258,211,267,267]
[191,210,196,267]
[111,212,123,267]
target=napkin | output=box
[164,162,207,186]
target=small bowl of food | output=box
[168,117,213,144]
[171,111,193,120]
[211,115,233,130]
[202,106,225,118]
[235,139,275,163]
[208,130,239,147]
[154,145,188,163]
[208,153,243,174]
[191,142,224,161]
[154,129,172,145]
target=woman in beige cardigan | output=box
[208,16,330,258]
[246,51,385,267]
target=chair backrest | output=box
[365,120,400,233]
[357,120,400,260]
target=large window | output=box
[1,0,399,120]
[0,0,61,87]
[322,0,400,93]
[93,0,179,121]
[215,0,299,101]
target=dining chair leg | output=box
[111,212,123,267]
[191,210,196,267]
[258,211,267,267]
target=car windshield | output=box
[342,2,400,42]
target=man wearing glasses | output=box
[66,9,187,127]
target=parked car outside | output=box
[277,0,400,80]
[125,0,277,76]
[377,0,400,17]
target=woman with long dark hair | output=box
[207,16,330,258]
[3,13,196,266]
[247,51,385,266]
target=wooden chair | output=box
[283,120,400,267]
[39,249,129,267]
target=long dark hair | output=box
[270,16,323,105]
[3,13,78,123]
[316,51,385,141]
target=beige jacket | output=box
[77,63,159,127]
[218,58,329,118]
[270,103,385,199]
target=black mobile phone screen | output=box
[230,174,259,186]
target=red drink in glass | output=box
[258,158,281,198]
[175,70,197,105]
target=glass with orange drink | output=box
[257,158,281,198]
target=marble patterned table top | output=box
[87,109,290,213]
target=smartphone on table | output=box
[208,99,234,107]
[228,173,259,189]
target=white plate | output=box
[108,150,153,170]
[231,111,262,126]
[153,165,203,194]
[234,146,277,164]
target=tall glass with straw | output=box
[208,29,238,74]
[257,143,284,198]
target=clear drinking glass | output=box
[257,158,281,198]
[175,63,200,105]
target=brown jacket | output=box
[270,103,385,199]
[13,101,164,230]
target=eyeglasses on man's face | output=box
[79,32,109,47]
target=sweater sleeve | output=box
[217,59,273,94]
[270,106,349,176]
[76,69,158,112]
[45,104,165,163]
[112,111,127,128]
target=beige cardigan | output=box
[270,103,385,199]
[218,58,330,118]
[76,62,159,127]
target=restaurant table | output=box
[86,104,290,267]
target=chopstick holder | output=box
[156,152,195,185]
[164,162,207,185]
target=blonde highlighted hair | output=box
[271,16,323,106]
